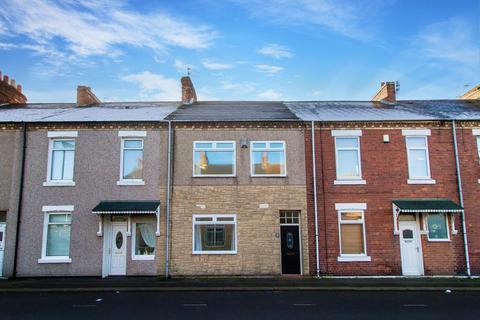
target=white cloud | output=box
[232,0,392,40]
[258,44,292,59]
[222,81,256,93]
[122,71,179,101]
[312,90,323,97]
[258,89,282,100]
[411,18,479,66]
[255,64,284,74]
[173,59,195,74]
[202,59,234,70]
[0,0,216,62]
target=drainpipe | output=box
[12,122,27,277]
[165,121,173,279]
[452,120,471,277]
[311,121,320,277]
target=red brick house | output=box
[288,82,480,276]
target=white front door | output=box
[399,220,423,276]
[0,223,5,277]
[109,223,127,276]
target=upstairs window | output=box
[250,141,286,176]
[193,141,236,177]
[121,139,144,181]
[47,138,75,183]
[405,136,431,179]
[335,137,361,180]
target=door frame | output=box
[398,218,424,276]
[103,220,128,277]
[279,221,303,275]
[0,223,6,277]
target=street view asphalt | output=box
[1,290,479,320]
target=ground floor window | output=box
[338,211,367,256]
[43,213,71,258]
[133,222,156,260]
[193,214,236,254]
[427,213,449,241]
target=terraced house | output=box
[0,72,479,278]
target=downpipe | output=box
[165,121,173,279]
[311,121,320,277]
[452,120,471,277]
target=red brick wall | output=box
[456,126,480,275]
[305,123,468,276]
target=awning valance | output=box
[392,199,463,213]
[92,200,160,215]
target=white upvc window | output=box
[333,130,364,184]
[193,141,236,177]
[426,213,450,242]
[336,203,370,262]
[250,141,287,177]
[45,131,77,187]
[403,129,435,184]
[132,221,156,260]
[473,130,480,184]
[39,205,73,264]
[192,214,237,254]
[118,137,144,185]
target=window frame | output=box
[131,221,156,261]
[250,141,287,177]
[39,205,73,264]
[405,135,432,180]
[45,137,76,187]
[118,137,145,185]
[334,136,363,182]
[192,141,236,177]
[192,214,237,255]
[426,213,451,242]
[337,208,370,262]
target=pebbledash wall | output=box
[15,123,169,277]
[167,123,309,276]
[305,121,468,276]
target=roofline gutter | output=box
[311,121,320,277]
[165,120,173,279]
[452,120,471,277]
[12,122,26,277]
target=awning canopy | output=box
[92,200,160,215]
[392,199,463,213]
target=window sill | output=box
[38,257,72,264]
[334,179,366,185]
[407,179,436,185]
[132,255,155,261]
[337,256,371,262]
[427,239,451,242]
[43,181,75,187]
[251,175,287,178]
[116,180,145,186]
[192,175,236,178]
[192,251,237,255]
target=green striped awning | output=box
[92,200,160,215]
[393,199,463,213]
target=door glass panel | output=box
[115,231,123,249]
[287,232,294,249]
[402,229,414,239]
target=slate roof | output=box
[164,101,299,121]
[286,100,480,121]
[0,102,178,122]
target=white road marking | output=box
[183,303,207,307]
[95,299,102,302]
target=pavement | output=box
[0,276,479,292]
[1,290,479,320]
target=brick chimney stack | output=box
[372,81,396,104]
[181,76,197,105]
[77,85,101,106]
[0,70,27,104]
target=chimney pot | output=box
[372,81,396,104]
[10,79,16,88]
[17,84,22,93]
[181,76,197,104]
[3,75,9,83]
[76,85,101,106]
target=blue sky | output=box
[0,0,479,102]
